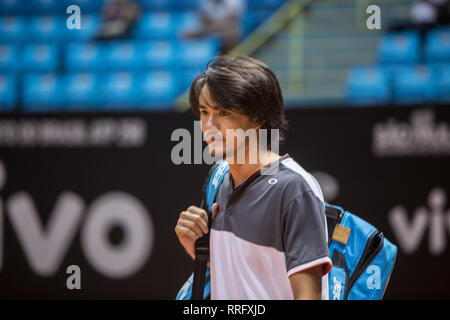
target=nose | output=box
[202,114,221,143]
[203,113,217,131]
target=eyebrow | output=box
[199,104,227,111]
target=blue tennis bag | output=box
[176,160,398,300]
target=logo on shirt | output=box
[268,178,278,185]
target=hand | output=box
[175,203,218,260]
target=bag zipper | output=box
[344,231,384,299]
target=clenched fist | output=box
[175,203,219,260]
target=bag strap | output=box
[191,231,209,299]
[191,160,229,300]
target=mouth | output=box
[208,137,224,146]
[204,130,223,145]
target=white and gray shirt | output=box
[210,154,332,300]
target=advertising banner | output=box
[0,106,448,299]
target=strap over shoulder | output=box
[203,160,230,214]
[191,160,229,300]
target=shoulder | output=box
[275,156,324,206]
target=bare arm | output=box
[289,265,323,300]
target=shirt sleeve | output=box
[282,191,332,278]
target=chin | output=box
[207,144,225,161]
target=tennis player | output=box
[175,56,332,300]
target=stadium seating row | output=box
[346,27,450,105]
[378,28,450,63]
[0,0,285,14]
[0,0,284,112]
[5,62,448,111]
[346,64,450,105]
[0,40,220,72]
[0,11,273,42]
[0,71,194,111]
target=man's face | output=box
[198,85,261,161]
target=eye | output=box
[219,110,230,116]
[199,109,208,116]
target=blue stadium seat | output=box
[22,43,59,72]
[435,63,450,103]
[22,73,65,111]
[137,0,199,11]
[138,71,180,109]
[99,72,139,109]
[392,64,437,105]
[248,0,284,10]
[65,42,105,71]
[29,0,64,13]
[138,41,177,69]
[137,0,170,11]
[378,31,420,64]
[133,12,179,39]
[62,0,105,13]
[176,39,219,69]
[0,16,26,43]
[381,64,411,82]
[176,11,200,34]
[346,66,390,106]
[63,15,101,41]
[28,15,64,42]
[0,0,26,14]
[0,44,19,72]
[64,72,99,110]
[169,0,200,11]
[104,41,140,70]
[425,26,450,62]
[0,74,17,111]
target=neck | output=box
[226,147,281,189]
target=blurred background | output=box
[0,0,449,299]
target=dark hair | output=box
[189,55,289,148]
